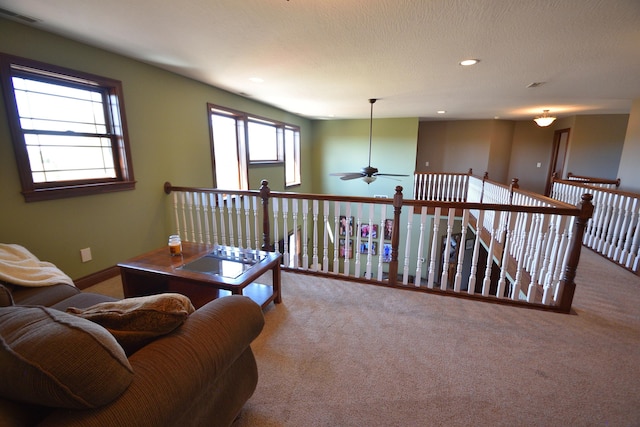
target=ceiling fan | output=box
[331,98,409,184]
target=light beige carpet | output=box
[232,249,640,427]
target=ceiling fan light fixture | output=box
[534,109,557,127]
[362,176,376,184]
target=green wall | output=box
[0,18,312,279]
[312,117,419,198]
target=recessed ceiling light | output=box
[437,110,446,114]
[249,77,264,83]
[459,59,479,66]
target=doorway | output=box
[544,128,570,196]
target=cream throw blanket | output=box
[0,243,74,287]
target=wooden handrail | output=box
[566,172,620,187]
[164,178,592,313]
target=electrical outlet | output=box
[536,162,542,168]
[80,247,92,263]
[425,161,430,167]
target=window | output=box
[247,117,281,163]
[208,104,301,189]
[284,125,301,186]
[208,106,248,191]
[0,54,135,202]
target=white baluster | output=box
[187,192,196,243]
[179,192,188,242]
[497,212,514,299]
[527,214,550,301]
[595,192,611,253]
[607,194,626,259]
[292,199,299,268]
[244,195,252,250]
[210,194,219,246]
[302,199,309,270]
[202,193,211,245]
[193,192,203,243]
[440,208,455,289]
[377,205,387,281]
[482,210,503,297]
[312,200,319,271]
[620,198,638,265]
[354,203,363,278]
[364,204,375,280]
[343,203,351,276]
[323,200,330,272]
[333,201,341,274]
[281,198,289,267]
[217,194,226,246]
[551,216,572,304]
[402,206,414,285]
[414,206,428,286]
[172,192,180,237]
[234,195,243,248]
[252,196,259,250]
[227,196,235,247]
[513,212,532,301]
[454,209,470,292]
[272,198,280,254]
[427,207,441,289]
[626,204,640,269]
[601,193,618,255]
[467,209,484,295]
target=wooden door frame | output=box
[544,128,571,196]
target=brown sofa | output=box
[0,282,264,427]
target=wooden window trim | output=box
[0,53,135,202]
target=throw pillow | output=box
[0,305,133,409]
[0,284,13,307]
[67,293,195,355]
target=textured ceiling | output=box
[1,0,640,120]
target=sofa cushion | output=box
[0,305,133,409]
[67,293,195,355]
[50,291,118,312]
[11,283,80,307]
[0,284,13,307]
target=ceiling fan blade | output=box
[330,171,361,176]
[339,173,366,181]
[374,173,410,177]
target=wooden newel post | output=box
[388,186,404,285]
[509,178,519,204]
[260,180,272,251]
[481,172,489,203]
[558,193,594,313]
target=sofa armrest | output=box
[41,295,265,427]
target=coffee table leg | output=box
[273,262,282,303]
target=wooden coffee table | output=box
[118,242,282,309]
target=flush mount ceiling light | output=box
[534,110,557,127]
[459,59,479,66]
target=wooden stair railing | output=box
[164,178,592,313]
[551,178,640,275]
[566,172,621,189]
